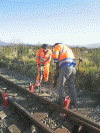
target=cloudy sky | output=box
[0,0,100,46]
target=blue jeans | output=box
[58,66,77,106]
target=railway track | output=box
[0,69,100,133]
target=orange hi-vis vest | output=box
[52,44,76,69]
[35,48,52,65]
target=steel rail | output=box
[69,115,100,133]
[0,75,100,132]
[7,98,54,133]
[0,89,54,133]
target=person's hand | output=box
[38,63,44,66]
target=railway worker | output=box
[52,42,77,108]
[34,44,52,90]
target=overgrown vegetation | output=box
[0,44,100,93]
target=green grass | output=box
[0,44,100,92]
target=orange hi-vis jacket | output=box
[35,48,52,86]
[52,44,76,69]
[35,48,52,65]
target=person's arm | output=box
[35,49,40,65]
[52,45,60,64]
[52,45,60,87]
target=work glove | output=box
[38,63,44,66]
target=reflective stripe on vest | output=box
[59,58,75,66]
[35,80,40,85]
[59,45,73,55]
[36,55,39,59]
[40,51,50,62]
[52,51,59,55]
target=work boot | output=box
[69,101,77,107]
[69,102,78,110]
[55,98,63,107]
[34,86,39,93]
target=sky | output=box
[0,0,100,46]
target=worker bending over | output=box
[52,43,77,108]
[34,44,52,89]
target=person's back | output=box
[52,43,76,69]
[52,43,77,108]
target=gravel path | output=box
[0,67,100,124]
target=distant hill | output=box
[67,43,100,49]
[0,40,100,49]
[85,43,100,49]
[0,40,35,47]
[0,40,11,46]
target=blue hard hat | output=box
[59,42,63,44]
[53,42,63,47]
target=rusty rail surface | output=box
[0,90,54,133]
[0,75,100,133]
[8,98,54,133]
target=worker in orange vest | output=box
[52,43,77,108]
[34,44,52,90]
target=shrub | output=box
[0,45,100,93]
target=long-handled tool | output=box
[39,64,44,93]
[53,69,59,88]
[75,58,82,72]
